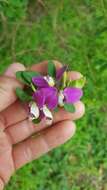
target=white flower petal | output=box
[43,105,53,120]
[29,102,39,120]
[46,119,53,126]
[58,90,65,107]
[44,76,55,86]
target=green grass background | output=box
[0,0,107,189]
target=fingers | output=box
[0,76,23,112]
[4,63,25,78]
[1,68,84,128]
[68,71,83,80]
[6,119,48,144]
[3,67,85,145]
[0,63,25,112]
[53,101,85,123]
[5,100,84,144]
[13,120,76,169]
[1,101,28,128]
[1,61,85,147]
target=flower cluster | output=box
[16,61,85,124]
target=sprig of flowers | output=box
[16,61,86,124]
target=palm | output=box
[0,61,84,189]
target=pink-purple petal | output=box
[41,87,58,110]
[63,87,83,104]
[46,93,58,110]
[33,91,45,108]
[56,65,67,80]
[33,87,58,110]
[32,76,49,87]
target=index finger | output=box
[0,76,23,112]
[0,63,26,112]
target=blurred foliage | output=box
[0,0,107,189]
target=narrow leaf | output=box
[16,71,29,85]
[48,60,56,78]
[16,87,32,102]
[62,71,67,89]
[54,107,59,112]
[22,71,40,84]
[68,77,86,88]
[16,71,40,85]
[64,103,75,113]
[31,82,36,92]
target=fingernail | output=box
[4,63,26,78]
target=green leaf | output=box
[32,118,41,124]
[16,87,32,102]
[16,71,29,85]
[68,77,86,88]
[22,71,40,84]
[62,71,67,89]
[16,71,40,85]
[54,107,59,112]
[64,103,75,113]
[31,82,36,92]
[48,60,56,78]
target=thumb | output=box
[4,62,25,78]
[0,63,25,112]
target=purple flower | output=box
[32,76,55,88]
[33,87,58,110]
[58,87,83,106]
[32,65,67,89]
[30,87,58,121]
[32,76,49,88]
[63,87,83,104]
[16,64,85,123]
[30,65,83,121]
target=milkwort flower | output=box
[32,66,83,103]
[29,87,58,122]
[32,65,67,89]
[29,66,67,121]
[58,88,83,107]
[16,61,85,124]
[56,66,83,107]
[31,64,84,118]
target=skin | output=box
[0,61,85,189]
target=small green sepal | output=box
[64,103,75,113]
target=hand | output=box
[0,61,85,189]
